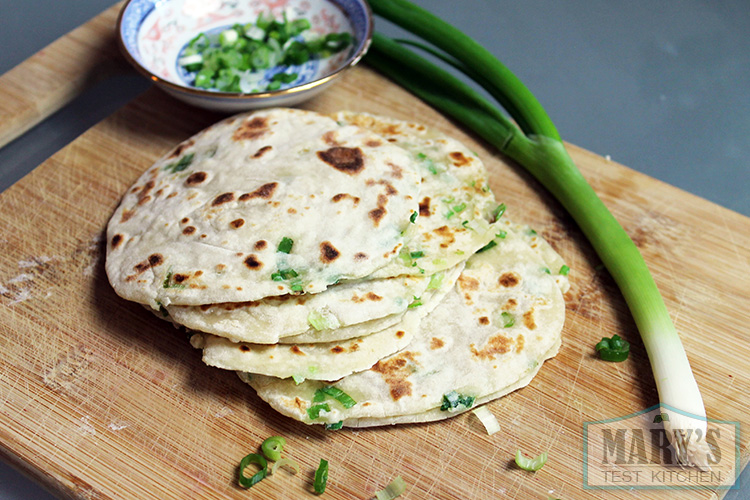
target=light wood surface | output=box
[1,4,748,500]
[0,2,126,149]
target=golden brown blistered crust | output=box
[372,351,420,401]
[470,334,513,360]
[232,116,270,141]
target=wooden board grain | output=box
[1,10,749,500]
[0,2,127,149]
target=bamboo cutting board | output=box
[1,5,749,500]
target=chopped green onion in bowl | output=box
[177,14,353,94]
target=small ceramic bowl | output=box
[117,0,372,112]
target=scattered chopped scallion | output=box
[261,436,286,461]
[595,334,630,362]
[476,240,497,253]
[325,421,344,431]
[307,403,330,420]
[541,267,551,274]
[472,406,501,435]
[514,450,548,471]
[440,390,475,411]
[292,374,305,385]
[409,250,424,259]
[308,309,341,331]
[162,152,195,173]
[315,386,357,408]
[238,453,268,488]
[426,271,445,290]
[410,211,418,223]
[559,264,570,276]
[408,296,422,308]
[375,476,407,500]
[270,457,300,475]
[492,203,506,221]
[496,230,507,239]
[277,236,294,254]
[501,311,515,328]
[313,459,329,494]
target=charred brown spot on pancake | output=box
[254,240,267,251]
[369,207,386,225]
[330,346,345,354]
[240,345,251,352]
[499,272,520,287]
[479,316,490,325]
[331,193,360,205]
[320,241,340,263]
[173,273,189,284]
[396,330,406,338]
[457,274,480,291]
[232,116,269,141]
[186,171,207,186]
[516,334,525,353]
[433,225,456,248]
[120,209,135,223]
[504,298,518,310]
[523,308,537,330]
[183,226,196,235]
[372,352,419,401]
[449,151,471,167]
[388,162,403,179]
[239,182,278,201]
[111,234,123,249]
[471,334,512,360]
[354,252,368,261]
[168,139,194,158]
[253,145,272,158]
[288,207,297,214]
[323,130,340,146]
[243,254,263,270]
[419,197,431,217]
[366,292,382,301]
[215,264,226,273]
[317,147,364,175]
[290,345,305,356]
[181,217,190,224]
[211,192,235,206]
[136,180,155,206]
[155,188,165,198]
[430,337,445,350]
[230,218,245,229]
[349,343,360,352]
[367,139,383,147]
[133,253,164,275]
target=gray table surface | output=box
[0,1,747,498]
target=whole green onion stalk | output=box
[366,0,710,468]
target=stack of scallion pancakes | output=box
[106,108,569,428]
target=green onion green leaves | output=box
[595,334,630,362]
[314,459,329,494]
[238,453,268,488]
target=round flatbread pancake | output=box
[242,226,566,426]
[106,108,421,309]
